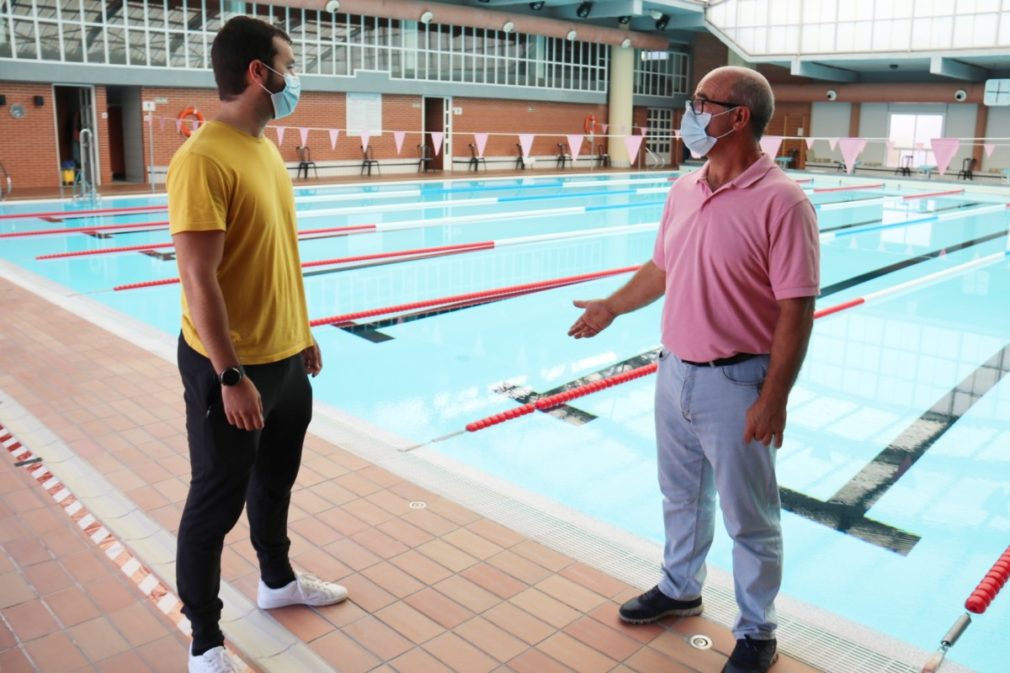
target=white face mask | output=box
[679,101,737,158]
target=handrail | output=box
[0,161,10,200]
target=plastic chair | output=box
[596,143,610,168]
[296,146,317,179]
[957,157,976,181]
[468,144,487,172]
[556,143,573,169]
[417,144,432,173]
[895,154,913,177]
[360,145,379,176]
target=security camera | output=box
[826,89,838,101]
[325,0,340,12]
[954,89,968,102]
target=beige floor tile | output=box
[261,605,334,643]
[67,615,132,662]
[460,562,528,599]
[3,599,60,641]
[505,648,576,673]
[389,646,455,673]
[403,587,475,630]
[22,631,89,672]
[485,550,554,585]
[308,629,381,673]
[453,616,528,662]
[483,602,557,646]
[534,575,608,613]
[376,601,446,644]
[417,539,480,573]
[422,632,499,673]
[360,561,426,598]
[342,614,414,660]
[389,549,455,585]
[536,632,618,673]
[508,588,582,629]
[433,575,502,614]
[107,602,170,647]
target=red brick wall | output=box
[0,82,61,192]
[2,81,616,190]
[452,98,608,160]
[690,33,729,91]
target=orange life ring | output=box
[177,106,205,137]
[583,114,596,134]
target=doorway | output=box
[106,86,145,183]
[423,97,450,172]
[54,85,99,188]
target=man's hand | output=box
[568,299,616,339]
[222,377,264,431]
[302,339,323,376]
[743,394,787,448]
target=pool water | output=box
[2,171,1008,672]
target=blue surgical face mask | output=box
[258,62,301,120]
[679,101,736,158]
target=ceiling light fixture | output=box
[529,1,545,9]
[503,20,515,33]
[566,29,577,40]
[617,15,632,25]
[655,14,669,30]
[576,2,592,18]
[621,37,632,48]
[419,10,433,24]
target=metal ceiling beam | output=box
[790,59,858,82]
[929,56,987,81]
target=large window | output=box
[707,0,1010,58]
[0,1,697,97]
[887,113,943,167]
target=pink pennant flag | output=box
[623,135,645,166]
[828,138,838,151]
[299,127,309,147]
[144,114,152,124]
[929,138,961,176]
[984,143,995,158]
[394,131,406,155]
[566,134,585,163]
[599,123,609,134]
[473,132,489,158]
[673,129,681,139]
[838,137,867,174]
[804,137,815,150]
[518,133,535,159]
[175,119,183,134]
[639,126,649,136]
[274,126,286,146]
[360,131,370,151]
[759,135,782,158]
[328,129,340,150]
[431,132,444,156]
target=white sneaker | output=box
[189,645,244,673]
[257,572,349,610]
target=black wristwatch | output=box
[218,366,244,386]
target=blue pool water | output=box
[2,171,1009,672]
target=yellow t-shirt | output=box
[167,120,313,365]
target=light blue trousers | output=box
[654,351,781,639]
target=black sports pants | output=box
[176,335,311,655]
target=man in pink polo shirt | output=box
[569,66,818,673]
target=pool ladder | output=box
[0,161,11,200]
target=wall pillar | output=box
[608,40,634,166]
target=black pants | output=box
[176,336,311,655]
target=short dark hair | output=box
[211,16,291,102]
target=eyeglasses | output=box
[687,98,741,115]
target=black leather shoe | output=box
[721,636,778,673]
[618,585,703,624]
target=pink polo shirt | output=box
[652,154,819,362]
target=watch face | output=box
[220,367,243,385]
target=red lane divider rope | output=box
[310,266,640,327]
[1,220,170,239]
[113,238,497,291]
[301,241,494,269]
[36,224,374,260]
[921,545,1010,672]
[38,242,175,259]
[813,297,864,319]
[902,188,964,201]
[812,183,884,193]
[965,545,1010,615]
[0,204,167,221]
[465,363,659,432]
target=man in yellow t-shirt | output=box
[168,16,347,673]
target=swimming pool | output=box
[2,171,1008,672]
